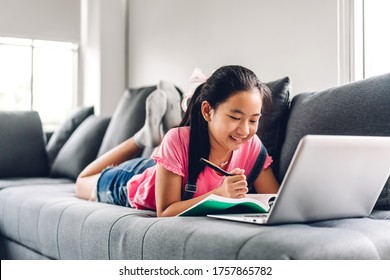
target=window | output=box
[354,0,390,80]
[0,37,78,131]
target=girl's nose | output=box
[237,120,250,135]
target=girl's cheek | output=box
[216,118,234,130]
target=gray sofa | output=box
[1,74,390,260]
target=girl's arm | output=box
[155,164,248,217]
[154,164,211,217]
[253,167,280,194]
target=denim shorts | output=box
[96,157,156,206]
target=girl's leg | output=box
[133,89,167,148]
[75,137,142,200]
[75,173,101,201]
[158,80,182,133]
[96,158,156,206]
[76,89,169,201]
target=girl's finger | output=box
[228,168,245,175]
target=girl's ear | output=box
[201,101,212,122]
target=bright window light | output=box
[0,37,78,131]
[354,0,390,79]
[0,42,32,111]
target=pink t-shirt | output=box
[127,126,273,210]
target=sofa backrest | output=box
[278,73,390,210]
[279,73,390,182]
[97,86,158,158]
[0,111,48,178]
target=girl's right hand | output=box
[214,168,248,198]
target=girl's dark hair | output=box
[179,65,271,186]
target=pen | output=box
[200,158,233,176]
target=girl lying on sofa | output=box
[75,65,280,217]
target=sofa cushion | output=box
[0,178,73,190]
[46,106,94,167]
[258,77,291,176]
[50,116,110,180]
[0,184,155,260]
[279,73,390,209]
[1,182,390,259]
[0,111,48,178]
[97,86,157,157]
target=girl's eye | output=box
[229,115,240,120]
[250,120,258,124]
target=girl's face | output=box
[202,89,262,153]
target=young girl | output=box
[76,65,280,217]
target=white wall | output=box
[80,0,127,116]
[0,0,347,116]
[128,0,341,96]
[0,0,80,42]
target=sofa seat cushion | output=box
[115,216,390,260]
[0,184,156,260]
[2,184,390,260]
[0,178,73,190]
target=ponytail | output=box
[179,84,209,185]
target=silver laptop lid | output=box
[267,135,390,224]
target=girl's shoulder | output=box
[163,126,190,145]
[244,133,261,149]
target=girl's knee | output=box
[75,176,97,201]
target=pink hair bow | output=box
[181,67,208,112]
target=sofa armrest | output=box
[0,111,48,178]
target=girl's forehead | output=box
[220,90,262,109]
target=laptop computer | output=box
[207,135,390,225]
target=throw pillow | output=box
[0,111,48,177]
[97,86,157,157]
[257,77,291,177]
[46,106,94,167]
[50,115,110,180]
[278,73,390,209]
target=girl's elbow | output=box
[156,205,178,217]
[156,205,167,217]
[156,209,171,217]
[156,209,163,217]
